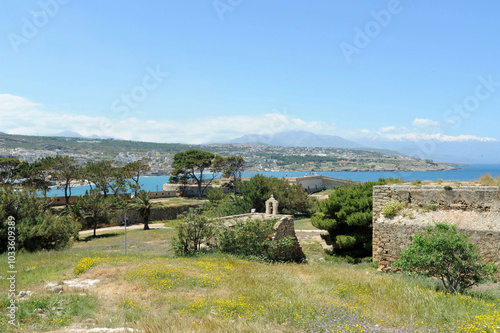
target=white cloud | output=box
[0,94,340,144]
[1,94,498,145]
[0,94,41,110]
[412,118,440,128]
[379,126,397,133]
[381,133,499,142]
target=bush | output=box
[0,189,79,253]
[394,222,498,293]
[215,217,304,262]
[383,200,404,217]
[422,205,438,212]
[206,188,228,204]
[477,173,497,186]
[216,218,274,258]
[378,177,405,185]
[18,212,79,252]
[173,213,214,255]
[268,236,304,262]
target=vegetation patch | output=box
[383,200,404,217]
[0,294,98,332]
[395,222,498,293]
[74,256,132,275]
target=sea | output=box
[50,164,500,197]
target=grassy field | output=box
[1,225,499,332]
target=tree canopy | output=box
[236,174,312,215]
[0,157,25,186]
[51,156,81,206]
[170,149,222,199]
[311,181,381,258]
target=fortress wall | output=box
[294,176,358,193]
[295,176,325,193]
[372,185,500,276]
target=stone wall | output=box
[272,216,296,239]
[373,185,500,277]
[293,175,358,193]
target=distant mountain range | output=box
[54,131,113,139]
[228,130,361,149]
[55,131,83,138]
[46,129,500,164]
[224,130,500,164]
[364,139,500,164]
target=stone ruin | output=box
[372,185,500,278]
[265,195,279,215]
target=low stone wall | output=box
[149,190,178,198]
[373,185,500,277]
[50,195,79,206]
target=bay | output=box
[49,164,500,197]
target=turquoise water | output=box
[49,164,500,197]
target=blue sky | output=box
[1,0,500,144]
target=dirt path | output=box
[79,223,170,236]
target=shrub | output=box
[394,222,498,293]
[383,200,404,217]
[216,218,274,258]
[215,218,304,262]
[206,188,228,204]
[477,173,497,186]
[378,177,405,184]
[18,212,79,252]
[422,205,438,212]
[173,213,214,255]
[0,189,79,253]
[443,185,452,191]
[267,236,304,262]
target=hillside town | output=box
[0,139,457,175]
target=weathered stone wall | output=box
[295,176,325,193]
[272,216,296,239]
[373,185,500,277]
[293,176,358,193]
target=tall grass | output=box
[477,173,500,186]
[1,228,499,332]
